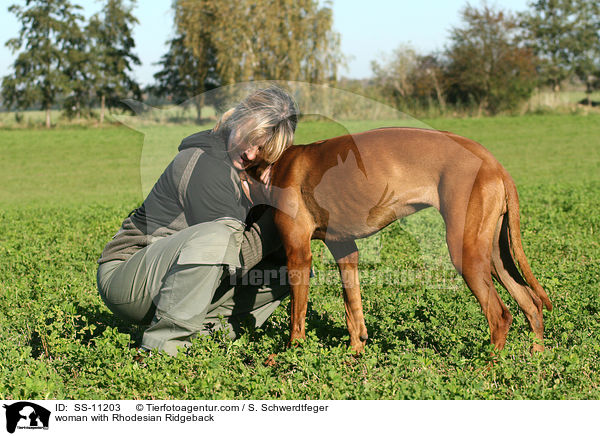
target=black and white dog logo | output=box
[3,402,51,433]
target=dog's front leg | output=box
[327,240,368,354]
[286,237,313,346]
[272,189,315,351]
[263,225,311,366]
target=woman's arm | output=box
[239,206,284,272]
[183,154,248,225]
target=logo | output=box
[3,402,50,434]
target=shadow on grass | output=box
[82,305,147,348]
[243,301,349,355]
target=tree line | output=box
[2,0,599,127]
[369,0,600,115]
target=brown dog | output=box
[258,127,552,354]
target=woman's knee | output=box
[96,259,155,324]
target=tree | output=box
[370,46,447,113]
[150,35,219,121]
[1,0,84,128]
[521,0,580,93]
[412,54,447,111]
[88,0,141,124]
[571,0,600,105]
[521,0,600,102]
[445,3,538,115]
[61,9,92,120]
[245,0,342,82]
[371,44,419,110]
[174,0,342,86]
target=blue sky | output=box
[0,0,530,86]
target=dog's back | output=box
[271,127,499,241]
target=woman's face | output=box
[227,130,261,170]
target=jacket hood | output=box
[178,129,228,158]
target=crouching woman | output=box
[96,86,298,356]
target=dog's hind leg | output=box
[326,240,368,354]
[460,248,513,350]
[443,185,513,350]
[491,215,545,351]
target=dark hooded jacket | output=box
[98,130,251,264]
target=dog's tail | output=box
[502,174,552,311]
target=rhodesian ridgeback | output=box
[256,127,552,354]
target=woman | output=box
[97,86,298,356]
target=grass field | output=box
[0,113,599,399]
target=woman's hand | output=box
[259,164,273,192]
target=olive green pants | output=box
[97,219,289,356]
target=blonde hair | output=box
[213,86,298,164]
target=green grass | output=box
[1,114,599,399]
